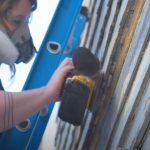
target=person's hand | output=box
[45,58,74,101]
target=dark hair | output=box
[30,0,37,11]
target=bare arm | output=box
[0,58,74,132]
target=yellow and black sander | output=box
[58,47,100,126]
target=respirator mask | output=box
[0,23,36,65]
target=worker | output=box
[0,0,74,132]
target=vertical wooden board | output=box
[101,0,129,73]
[97,0,120,61]
[83,0,97,47]
[141,127,150,150]
[119,76,150,148]
[95,0,130,149]
[96,0,148,149]
[89,0,110,53]
[108,0,145,108]
[99,0,149,148]
[79,0,92,46]
[84,0,102,49]
[109,37,150,149]
[77,111,92,150]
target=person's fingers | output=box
[58,58,73,69]
[45,58,74,100]
[55,58,74,76]
[62,66,74,77]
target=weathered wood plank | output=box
[106,0,145,116]
[80,0,95,46]
[141,123,150,150]
[82,0,97,47]
[121,75,150,149]
[110,31,150,150]
[101,0,129,74]
[84,0,102,49]
[89,0,110,53]
[96,0,120,62]
[95,1,147,149]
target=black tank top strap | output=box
[0,79,4,138]
[0,79,4,90]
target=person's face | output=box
[3,0,32,33]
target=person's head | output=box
[0,0,37,33]
[0,0,37,77]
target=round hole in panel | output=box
[47,41,61,54]
[16,119,31,132]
